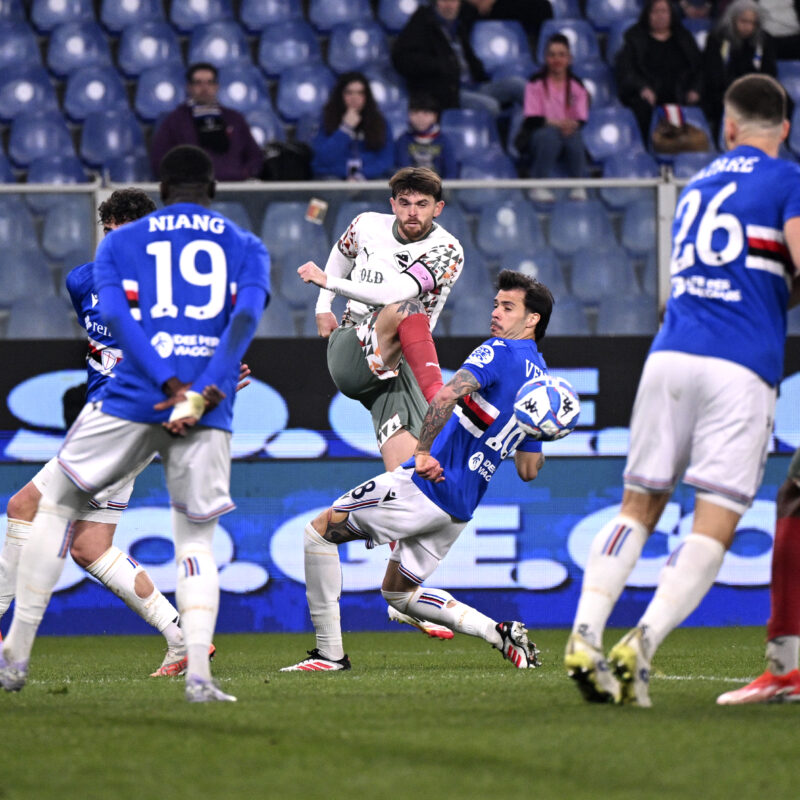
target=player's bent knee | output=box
[310,507,349,536]
[381,588,415,613]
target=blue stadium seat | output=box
[378,0,420,33]
[46,21,112,77]
[0,245,54,306]
[32,0,94,33]
[573,60,616,108]
[440,107,501,164]
[789,107,800,158]
[0,20,41,69]
[6,295,81,339]
[458,147,519,213]
[104,153,153,182]
[246,106,286,146]
[545,296,590,335]
[117,21,183,77]
[79,108,145,168]
[0,195,36,248]
[188,20,250,69]
[585,0,640,32]
[549,0,583,19]
[218,62,272,113]
[505,247,569,300]
[599,151,659,210]
[382,100,410,142]
[330,200,374,239]
[257,19,322,78]
[0,65,60,122]
[582,105,644,162]
[596,292,658,335]
[240,0,303,33]
[254,291,299,337]
[640,249,658,296]
[621,197,657,256]
[134,63,185,122]
[435,202,471,245]
[308,0,373,33]
[169,0,233,33]
[100,0,165,34]
[672,150,717,179]
[0,0,24,21]
[0,151,14,181]
[777,60,800,104]
[683,17,711,51]
[293,113,320,145]
[26,154,89,213]
[536,19,600,65]
[41,196,93,261]
[9,109,74,167]
[470,20,531,76]
[570,244,638,302]
[363,65,408,113]
[327,21,389,75]
[276,63,336,122]
[605,17,636,65]
[210,201,252,232]
[64,64,128,121]
[475,197,546,258]
[549,198,617,256]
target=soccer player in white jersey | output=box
[565,74,800,707]
[0,146,270,702]
[281,270,551,672]
[298,166,464,640]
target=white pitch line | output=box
[656,674,754,684]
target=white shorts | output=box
[624,351,776,514]
[58,403,234,521]
[332,466,466,584]
[32,457,138,524]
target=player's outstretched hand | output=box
[316,312,338,338]
[415,452,444,483]
[236,362,251,392]
[297,261,326,287]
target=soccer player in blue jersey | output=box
[0,146,270,702]
[281,270,551,672]
[565,74,800,707]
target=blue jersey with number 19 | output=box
[408,337,545,521]
[93,203,270,430]
[651,145,800,386]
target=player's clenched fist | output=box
[297,261,326,287]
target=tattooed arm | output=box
[414,368,481,483]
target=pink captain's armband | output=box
[405,260,435,292]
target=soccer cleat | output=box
[608,627,652,707]
[716,669,800,705]
[0,654,27,692]
[564,632,621,704]
[279,648,352,672]
[495,621,542,669]
[150,643,217,677]
[185,674,236,703]
[387,605,454,640]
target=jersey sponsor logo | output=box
[148,214,226,234]
[150,331,220,358]
[465,344,494,368]
[466,450,496,482]
[672,275,742,302]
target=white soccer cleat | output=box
[387,605,454,640]
[185,675,237,703]
[608,627,652,707]
[495,621,542,669]
[280,648,352,672]
[564,632,621,704]
[150,643,216,677]
[716,669,800,705]
[0,654,28,692]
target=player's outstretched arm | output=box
[515,451,545,482]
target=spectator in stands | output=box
[703,0,778,138]
[758,0,800,60]
[464,0,553,52]
[310,71,394,181]
[514,33,590,203]
[394,93,459,178]
[391,0,500,114]
[149,63,263,181]
[615,0,704,142]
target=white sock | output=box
[766,636,800,676]
[638,532,726,656]
[571,515,649,648]
[173,510,218,681]
[385,587,501,647]
[303,523,344,660]
[85,546,182,647]
[0,518,30,618]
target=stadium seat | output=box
[217,62,272,113]
[777,60,800,104]
[104,153,153,182]
[0,245,54,306]
[276,63,336,122]
[640,249,658,296]
[596,292,658,335]
[440,107,501,164]
[100,0,165,34]
[8,109,74,167]
[573,60,616,108]
[435,202,471,245]
[134,63,185,122]
[549,0,583,19]
[599,150,659,210]
[475,197,546,258]
[188,20,250,69]
[683,17,711,51]
[0,65,58,122]
[31,0,94,33]
[64,64,128,121]
[327,21,389,75]
[246,106,286,147]
[79,108,145,168]
[363,64,408,112]
[240,0,303,33]
[0,0,24,21]
[543,295,590,335]
[41,196,93,261]
[382,100,411,142]
[505,247,569,300]
[789,107,800,158]
[582,104,644,162]
[378,0,420,33]
[458,147,520,213]
[470,20,531,76]
[585,0,640,32]
[6,295,81,339]
[117,21,183,77]
[257,19,322,78]
[46,21,112,77]
[604,17,636,65]
[0,151,13,181]
[293,113,320,145]
[621,197,657,256]
[672,150,717,179]
[308,0,373,33]
[0,195,36,248]
[549,198,617,256]
[536,19,600,65]
[210,201,252,232]
[254,290,298,337]
[0,20,41,69]
[169,0,233,33]
[570,244,638,302]
[330,200,374,239]
[26,154,89,213]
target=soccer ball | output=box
[513,375,580,440]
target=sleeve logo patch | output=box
[465,344,494,367]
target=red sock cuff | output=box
[397,314,443,403]
[767,516,800,638]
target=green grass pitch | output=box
[2,627,796,800]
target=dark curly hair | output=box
[322,71,387,152]
[98,188,156,226]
